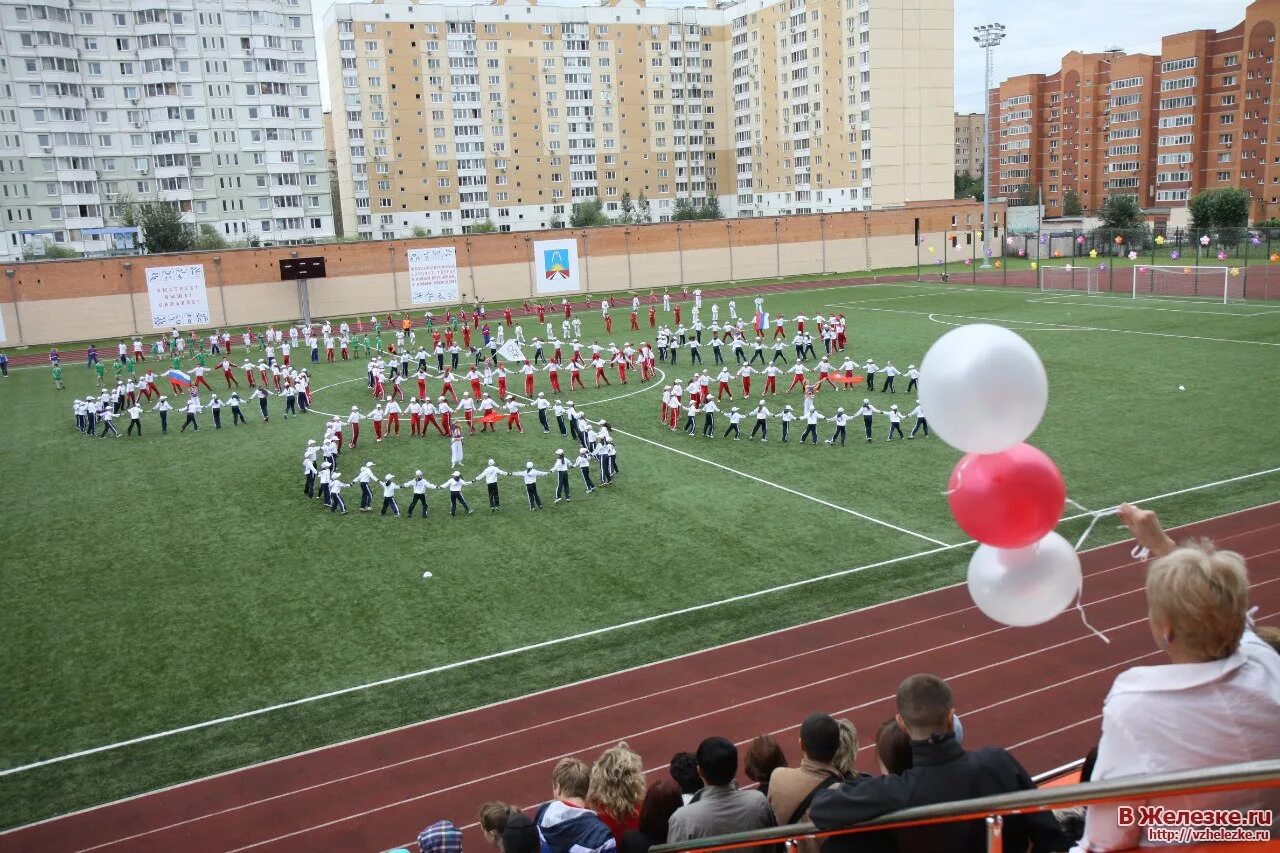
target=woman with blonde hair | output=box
[587,742,647,843]
[830,718,859,780]
[1078,503,1280,852]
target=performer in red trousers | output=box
[468,367,483,400]
[504,396,525,432]
[649,306,657,328]
[439,367,459,403]
[495,364,509,399]
[347,407,362,448]
[630,311,639,331]
[546,361,562,393]
[764,364,780,395]
[738,364,755,397]
[521,360,537,397]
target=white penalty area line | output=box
[826,303,1280,348]
[3,467,1278,780]
[611,426,950,546]
[1026,295,1278,318]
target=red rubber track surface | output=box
[4,503,1279,853]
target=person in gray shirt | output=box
[668,737,777,842]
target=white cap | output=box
[538,392,545,397]
[415,470,423,476]
[526,461,534,468]
[488,458,495,465]
[891,404,898,410]
[556,449,565,455]
[452,470,461,477]
[307,439,316,445]
[365,460,374,467]
[385,473,394,481]
[863,398,870,404]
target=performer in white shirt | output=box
[520,462,548,510]
[827,408,849,447]
[380,475,403,517]
[355,462,378,511]
[881,361,899,393]
[441,471,475,516]
[476,459,509,512]
[905,364,920,394]
[856,398,881,442]
[883,404,905,441]
[551,449,573,502]
[402,471,437,518]
[907,402,929,438]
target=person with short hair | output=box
[1076,504,1280,852]
[537,757,618,853]
[669,752,703,805]
[768,713,844,834]
[666,736,776,842]
[811,675,1068,853]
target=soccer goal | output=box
[1039,265,1100,295]
[1132,265,1240,304]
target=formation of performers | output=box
[71,362,313,437]
[661,392,929,444]
[301,418,621,517]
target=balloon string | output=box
[1066,497,1114,645]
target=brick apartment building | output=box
[987,0,1280,222]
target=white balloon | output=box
[967,531,1082,627]
[918,324,1048,454]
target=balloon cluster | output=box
[919,326,1079,627]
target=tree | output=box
[42,243,80,259]
[1062,190,1083,217]
[195,224,227,250]
[569,197,610,228]
[636,193,652,224]
[618,190,635,225]
[954,170,983,201]
[1189,187,1250,248]
[1099,195,1144,230]
[672,198,695,221]
[467,219,497,234]
[548,215,565,230]
[410,225,428,238]
[1014,183,1037,208]
[701,196,723,220]
[116,196,195,254]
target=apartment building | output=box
[0,0,335,258]
[988,0,1280,221]
[324,0,952,239]
[954,111,983,176]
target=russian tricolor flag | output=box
[754,311,765,333]
[166,368,192,387]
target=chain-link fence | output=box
[913,225,1280,300]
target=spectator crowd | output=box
[397,506,1280,853]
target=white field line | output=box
[2,475,1277,783]
[611,426,950,546]
[1025,296,1275,318]
[826,303,1280,348]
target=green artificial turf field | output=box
[2,278,1279,828]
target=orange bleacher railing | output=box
[649,759,1280,853]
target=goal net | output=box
[1132,265,1239,304]
[1039,265,1100,295]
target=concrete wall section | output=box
[0,202,1000,344]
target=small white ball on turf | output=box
[422,571,433,579]
[1178,385,1185,391]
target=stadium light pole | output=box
[974,22,1005,270]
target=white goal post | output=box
[1039,265,1099,295]
[1132,265,1240,304]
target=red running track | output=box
[4,502,1279,853]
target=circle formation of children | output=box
[301,415,621,517]
[647,301,929,446]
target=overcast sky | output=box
[312,0,1249,113]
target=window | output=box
[1161,57,1196,73]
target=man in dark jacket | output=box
[810,674,1070,853]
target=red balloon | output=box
[947,443,1066,548]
